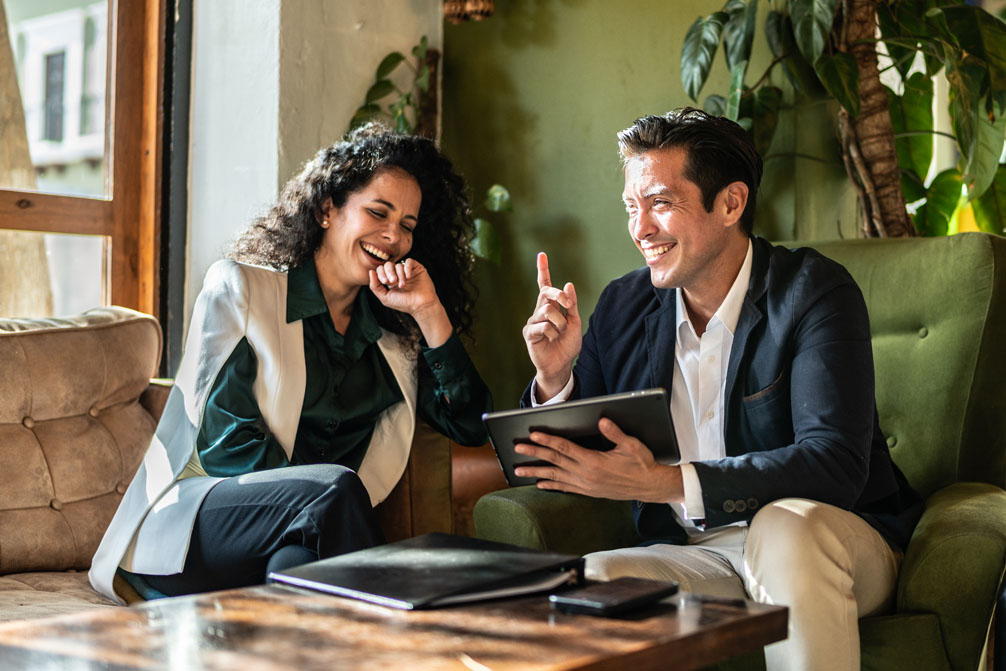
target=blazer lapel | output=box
[724,239,769,421]
[645,287,678,391]
[645,287,680,458]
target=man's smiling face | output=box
[622,146,736,291]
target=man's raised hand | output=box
[522,252,582,401]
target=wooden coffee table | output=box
[0,585,786,670]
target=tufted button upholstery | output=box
[0,307,161,575]
[887,435,897,448]
[918,326,928,338]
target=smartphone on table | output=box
[548,576,679,616]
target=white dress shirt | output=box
[532,240,754,536]
[672,240,752,533]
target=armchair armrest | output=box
[898,482,1006,671]
[139,378,173,422]
[473,486,641,555]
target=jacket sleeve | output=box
[416,332,493,446]
[176,260,290,477]
[196,337,290,476]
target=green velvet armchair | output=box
[474,233,1006,671]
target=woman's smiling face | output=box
[315,167,422,294]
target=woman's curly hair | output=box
[230,123,478,348]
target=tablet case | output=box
[266,532,584,610]
[482,388,678,486]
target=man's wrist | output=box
[648,464,685,504]
[533,369,572,402]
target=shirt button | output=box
[705,411,714,421]
[432,362,443,371]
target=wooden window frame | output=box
[0,0,166,317]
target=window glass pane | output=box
[0,229,107,317]
[2,1,109,198]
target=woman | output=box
[89,124,492,601]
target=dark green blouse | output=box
[196,258,492,477]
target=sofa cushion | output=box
[0,307,161,574]
[0,572,117,623]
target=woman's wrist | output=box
[412,301,453,348]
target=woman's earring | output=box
[321,220,329,228]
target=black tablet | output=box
[482,388,678,487]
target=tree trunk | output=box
[415,48,440,140]
[839,0,917,237]
[0,0,55,316]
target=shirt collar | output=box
[675,239,753,337]
[285,257,383,344]
[286,257,329,323]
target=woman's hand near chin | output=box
[369,258,453,347]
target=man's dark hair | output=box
[617,108,763,236]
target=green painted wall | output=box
[442,0,858,407]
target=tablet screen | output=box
[481,388,678,487]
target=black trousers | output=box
[143,464,385,596]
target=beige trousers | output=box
[584,499,902,671]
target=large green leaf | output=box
[376,52,406,80]
[681,12,728,101]
[727,60,748,120]
[471,218,502,265]
[949,56,1006,200]
[412,35,428,62]
[704,94,728,116]
[919,168,964,236]
[971,163,1006,234]
[814,51,859,116]
[365,79,396,103]
[966,108,1006,199]
[415,64,431,93]
[766,10,824,97]
[723,0,759,71]
[942,5,1006,115]
[947,55,984,160]
[788,0,839,65]
[349,104,381,130]
[877,3,914,80]
[901,169,927,204]
[751,86,783,155]
[485,184,513,212]
[888,73,934,182]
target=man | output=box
[516,108,921,671]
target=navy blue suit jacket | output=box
[523,237,921,550]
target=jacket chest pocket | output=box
[741,366,792,449]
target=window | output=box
[0,0,164,318]
[43,51,64,142]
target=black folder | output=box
[266,532,584,610]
